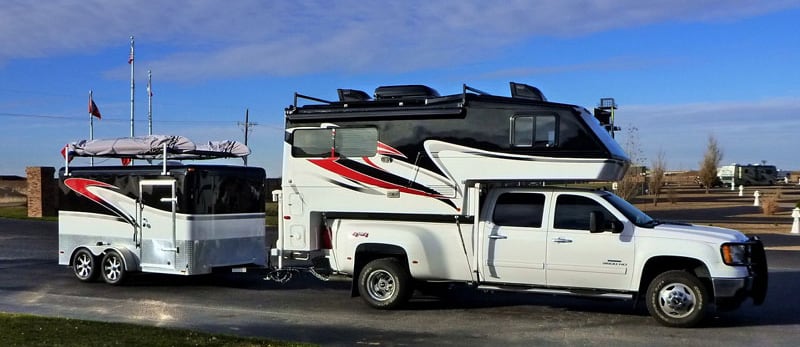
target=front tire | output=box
[101,250,126,285]
[646,270,709,328]
[358,258,413,309]
[72,249,98,282]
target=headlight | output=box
[721,243,749,266]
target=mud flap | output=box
[749,236,768,305]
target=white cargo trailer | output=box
[58,135,266,284]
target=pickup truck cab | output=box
[334,186,767,328]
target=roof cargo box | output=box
[374,85,440,100]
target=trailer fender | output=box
[101,246,139,272]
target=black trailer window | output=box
[510,114,556,148]
[292,127,377,158]
[492,192,545,228]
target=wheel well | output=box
[350,243,408,297]
[639,256,711,295]
[102,247,138,273]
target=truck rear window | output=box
[492,192,545,228]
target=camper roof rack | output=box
[290,81,549,110]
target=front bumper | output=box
[712,236,768,307]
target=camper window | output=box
[510,114,557,148]
[292,127,377,158]
[334,128,378,157]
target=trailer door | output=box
[138,179,178,270]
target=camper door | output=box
[138,179,178,270]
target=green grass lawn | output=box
[0,312,313,347]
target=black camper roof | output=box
[285,82,565,121]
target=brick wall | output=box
[26,166,57,218]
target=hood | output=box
[649,222,748,244]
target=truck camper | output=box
[271,82,766,328]
[58,135,266,284]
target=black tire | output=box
[357,258,413,309]
[101,250,126,285]
[646,270,709,328]
[72,249,98,282]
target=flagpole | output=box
[148,69,152,135]
[129,35,135,138]
[89,90,94,166]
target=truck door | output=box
[481,192,547,285]
[545,193,634,290]
[137,179,178,270]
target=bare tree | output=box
[698,135,723,194]
[649,150,667,206]
[615,126,646,201]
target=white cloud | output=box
[2,0,799,80]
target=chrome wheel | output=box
[72,249,97,282]
[101,251,126,285]
[657,282,696,319]
[357,258,413,309]
[646,270,709,328]
[366,269,396,302]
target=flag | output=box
[121,158,132,166]
[60,145,74,163]
[128,51,134,64]
[147,78,153,97]
[88,95,102,119]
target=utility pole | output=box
[238,108,258,166]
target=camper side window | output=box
[335,128,378,157]
[510,114,557,148]
[292,129,333,157]
[292,127,377,158]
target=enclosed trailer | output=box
[58,135,266,284]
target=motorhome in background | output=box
[717,163,778,186]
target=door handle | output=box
[488,235,508,240]
[552,238,573,243]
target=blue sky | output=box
[1,0,799,177]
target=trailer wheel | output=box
[101,250,126,285]
[72,249,98,282]
[646,270,709,328]
[358,258,412,309]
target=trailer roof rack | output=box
[61,135,250,176]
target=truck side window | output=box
[492,193,545,228]
[554,194,615,230]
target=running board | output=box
[476,285,633,300]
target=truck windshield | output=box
[601,192,659,228]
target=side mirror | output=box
[590,211,624,234]
[589,211,605,233]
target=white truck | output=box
[271,83,767,328]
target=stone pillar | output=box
[26,166,57,218]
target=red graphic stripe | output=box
[377,142,407,159]
[309,158,439,198]
[64,178,118,203]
